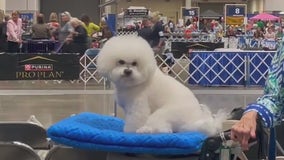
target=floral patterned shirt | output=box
[245,40,284,128]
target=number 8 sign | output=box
[224,4,247,33]
[225,4,246,17]
[235,8,240,14]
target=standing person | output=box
[150,12,165,54]
[264,27,276,41]
[256,19,265,31]
[95,20,113,48]
[0,14,10,52]
[31,13,50,39]
[137,19,152,45]
[48,12,60,40]
[168,20,175,33]
[231,40,284,159]
[80,14,100,37]
[185,19,191,27]
[62,17,88,56]
[80,14,100,47]
[58,11,73,44]
[254,27,264,39]
[6,11,23,53]
[100,20,113,40]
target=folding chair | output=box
[0,122,52,150]
[45,145,107,160]
[0,142,41,160]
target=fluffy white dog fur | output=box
[97,35,227,136]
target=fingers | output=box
[231,122,255,150]
[230,126,239,141]
[231,128,249,150]
[250,124,257,139]
[241,132,250,150]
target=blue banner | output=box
[106,14,116,36]
[19,13,34,21]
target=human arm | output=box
[69,26,87,44]
[73,26,87,38]
[18,18,23,40]
[231,111,258,150]
[7,21,20,42]
[65,22,75,40]
[231,42,284,150]
[90,23,100,32]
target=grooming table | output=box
[47,112,263,160]
[47,112,208,159]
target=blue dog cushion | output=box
[47,112,207,155]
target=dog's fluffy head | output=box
[97,35,157,88]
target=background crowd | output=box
[121,13,284,51]
[0,10,113,55]
[1,10,284,54]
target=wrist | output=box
[244,103,273,127]
[244,111,258,119]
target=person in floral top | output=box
[231,39,284,155]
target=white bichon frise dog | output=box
[97,35,227,136]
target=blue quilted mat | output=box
[47,112,207,155]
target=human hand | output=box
[230,111,258,150]
[17,39,23,44]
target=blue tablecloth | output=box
[188,51,276,86]
[248,52,275,86]
[188,52,246,86]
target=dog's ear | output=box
[96,36,119,78]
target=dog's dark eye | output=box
[132,61,137,66]
[118,60,125,65]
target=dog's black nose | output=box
[123,69,132,76]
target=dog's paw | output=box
[136,126,153,133]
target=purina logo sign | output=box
[0,53,80,80]
[24,64,53,71]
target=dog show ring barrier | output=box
[79,48,276,87]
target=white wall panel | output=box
[4,0,39,11]
[0,0,5,10]
[6,0,27,11]
[27,0,39,10]
[264,0,284,11]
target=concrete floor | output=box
[0,80,263,129]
